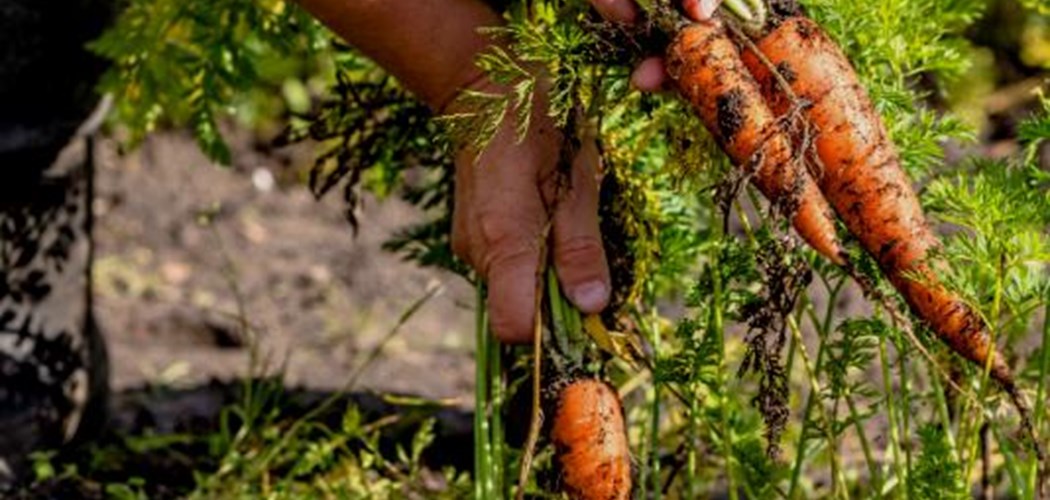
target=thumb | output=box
[551,140,611,314]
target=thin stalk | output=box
[475,281,493,500]
[1030,301,1050,495]
[1035,301,1050,432]
[895,327,914,491]
[345,285,443,390]
[711,229,738,500]
[784,325,824,499]
[489,331,505,498]
[240,285,439,484]
[829,366,843,497]
[844,392,881,492]
[926,362,959,459]
[650,300,663,500]
[963,252,1006,484]
[687,352,700,495]
[548,270,571,356]
[787,315,848,498]
[981,423,993,500]
[515,231,551,500]
[787,277,844,499]
[992,423,1030,499]
[878,332,907,496]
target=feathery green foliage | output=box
[81,0,1050,497]
[91,0,328,163]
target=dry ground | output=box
[92,130,476,405]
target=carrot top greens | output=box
[70,0,1050,498]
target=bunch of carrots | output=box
[539,1,1044,498]
[666,1,1031,404]
[667,1,1035,412]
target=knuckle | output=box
[488,310,531,344]
[481,243,535,282]
[555,235,605,268]
[476,211,535,276]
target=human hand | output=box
[448,81,609,344]
[589,0,719,90]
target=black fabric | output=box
[0,1,113,486]
[0,140,107,488]
[0,0,113,157]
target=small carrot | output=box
[551,379,631,500]
[739,14,1016,392]
[665,18,847,266]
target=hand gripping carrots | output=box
[737,12,1020,398]
[551,379,632,500]
[664,17,848,266]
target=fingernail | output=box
[683,0,720,21]
[699,0,723,19]
[570,281,609,312]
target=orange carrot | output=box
[739,15,1015,391]
[665,18,847,265]
[551,379,631,500]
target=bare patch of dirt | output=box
[92,130,475,403]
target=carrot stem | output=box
[710,213,738,500]
[894,326,914,492]
[1033,302,1050,496]
[963,252,1007,484]
[515,240,551,500]
[926,360,960,462]
[720,0,755,23]
[844,390,881,491]
[474,280,493,500]
[788,314,848,497]
[488,324,506,498]
[878,332,907,494]
[649,302,664,500]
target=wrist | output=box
[432,62,494,115]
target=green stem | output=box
[787,267,844,499]
[721,0,755,22]
[489,332,505,498]
[844,392,881,492]
[789,275,848,497]
[1032,301,1050,495]
[712,236,738,500]
[895,328,914,494]
[474,280,492,500]
[963,251,1006,485]
[789,315,848,498]
[993,423,1029,499]
[926,362,959,460]
[650,300,664,500]
[879,332,907,495]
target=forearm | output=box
[297,0,501,111]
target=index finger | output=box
[589,0,639,24]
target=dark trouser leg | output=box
[0,137,109,487]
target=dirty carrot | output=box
[738,14,1019,395]
[665,17,847,265]
[551,379,632,500]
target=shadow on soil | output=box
[14,380,474,499]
